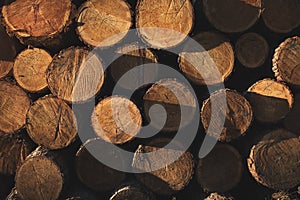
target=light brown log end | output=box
[2,0,74,46]
[136,0,194,48]
[26,96,77,150]
[47,46,104,103]
[91,96,142,144]
[76,0,132,48]
[13,48,52,92]
[179,32,234,85]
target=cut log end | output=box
[284,94,300,134]
[111,43,158,90]
[179,32,234,85]
[15,155,63,200]
[0,134,35,175]
[76,0,132,48]
[273,36,300,86]
[0,81,31,134]
[76,138,126,191]
[136,0,194,48]
[262,0,300,33]
[13,48,52,92]
[0,26,17,79]
[133,144,194,195]
[26,96,77,150]
[203,0,261,33]
[110,185,156,200]
[201,89,253,142]
[196,143,243,193]
[47,46,104,103]
[143,78,197,132]
[247,129,300,190]
[2,0,74,46]
[91,96,142,144]
[247,78,293,123]
[235,32,269,68]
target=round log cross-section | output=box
[13,48,52,92]
[26,96,77,150]
[248,129,300,190]
[235,32,269,68]
[201,89,253,142]
[203,0,262,33]
[91,96,142,144]
[179,32,234,85]
[196,143,243,192]
[2,0,74,46]
[47,46,105,103]
[76,0,132,48]
[262,0,300,33]
[247,79,293,123]
[136,0,194,48]
[273,36,300,86]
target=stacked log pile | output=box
[0,0,300,200]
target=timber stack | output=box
[0,0,300,199]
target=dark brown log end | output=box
[179,32,234,85]
[76,138,126,192]
[47,46,104,103]
[247,129,300,190]
[143,78,197,132]
[91,96,142,144]
[273,36,300,86]
[201,89,253,142]
[136,0,194,48]
[133,144,194,195]
[235,32,269,68]
[26,96,77,150]
[15,149,64,200]
[247,78,293,123]
[0,133,35,175]
[110,43,158,90]
[110,185,156,200]
[0,26,17,79]
[203,0,261,33]
[284,94,300,135]
[196,143,243,193]
[76,0,132,48]
[262,0,300,33]
[13,48,52,92]
[0,81,30,134]
[2,0,74,46]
